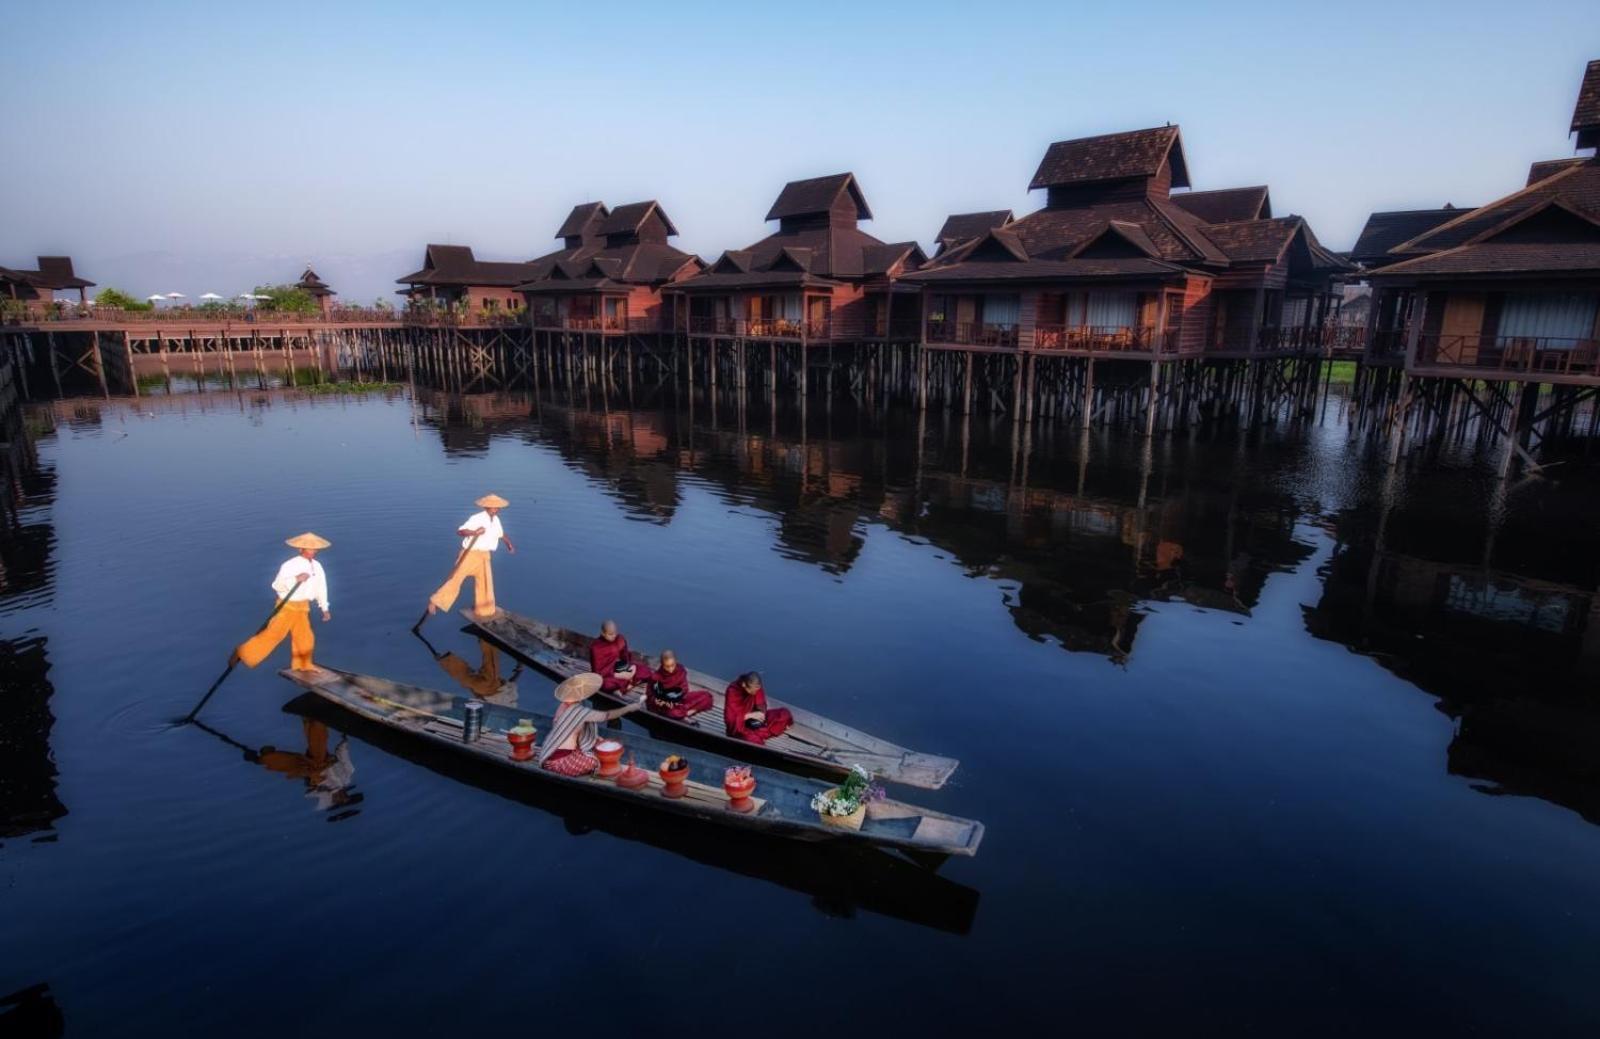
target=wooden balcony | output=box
[531,314,644,334]
[1033,324,1179,356]
[1414,334,1600,379]
[686,316,831,340]
[926,320,1018,349]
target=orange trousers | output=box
[237,601,315,671]
[429,549,496,616]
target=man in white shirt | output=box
[423,493,515,622]
[232,532,332,673]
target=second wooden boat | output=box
[280,667,983,857]
[464,608,960,790]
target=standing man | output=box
[231,532,332,673]
[423,493,514,623]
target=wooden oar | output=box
[184,582,308,724]
[412,529,483,632]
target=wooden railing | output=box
[1415,334,1600,376]
[1032,324,1179,355]
[686,316,831,340]
[402,308,525,328]
[532,314,648,332]
[1254,325,1370,355]
[926,320,1018,349]
[1,303,407,326]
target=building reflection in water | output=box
[1307,465,1600,822]
[1,404,64,842]
[0,982,65,1038]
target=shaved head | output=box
[601,619,618,638]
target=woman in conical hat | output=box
[421,494,516,625]
[231,533,332,673]
[536,672,646,777]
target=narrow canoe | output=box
[463,609,960,790]
[280,667,984,858]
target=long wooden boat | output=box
[463,609,959,790]
[280,667,984,857]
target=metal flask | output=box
[462,700,485,744]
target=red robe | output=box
[589,635,653,693]
[723,681,793,743]
[648,665,714,721]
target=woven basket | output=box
[817,788,866,831]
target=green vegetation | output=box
[252,284,319,316]
[1324,361,1358,385]
[96,288,153,312]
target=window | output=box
[1498,293,1599,345]
[981,294,1021,328]
[1086,292,1137,329]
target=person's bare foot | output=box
[426,602,438,616]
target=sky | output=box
[2,0,1597,301]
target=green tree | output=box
[252,284,318,315]
[95,287,153,312]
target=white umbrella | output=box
[237,293,256,300]
[199,293,223,301]
[253,294,273,301]
[165,292,186,300]
[146,294,166,303]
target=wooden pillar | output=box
[962,350,973,415]
[1081,358,1095,429]
[91,330,109,398]
[124,332,138,397]
[46,331,63,397]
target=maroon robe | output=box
[589,634,653,693]
[648,665,714,721]
[723,681,793,744]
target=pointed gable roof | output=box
[1028,126,1189,191]
[296,265,333,296]
[1348,207,1468,266]
[557,202,608,239]
[1169,186,1271,224]
[936,210,1014,246]
[964,227,1030,262]
[1572,58,1600,149]
[1069,220,1162,259]
[764,172,872,221]
[1390,161,1598,254]
[597,200,678,237]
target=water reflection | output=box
[414,629,522,705]
[1308,464,1600,821]
[423,388,1317,659]
[193,717,364,821]
[0,983,65,1038]
[1,411,64,842]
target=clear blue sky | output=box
[2,0,1596,299]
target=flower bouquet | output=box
[723,765,757,813]
[810,765,883,830]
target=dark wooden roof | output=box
[514,234,700,292]
[1028,126,1189,191]
[557,202,608,239]
[396,244,538,288]
[764,173,872,222]
[0,256,95,290]
[1348,207,1468,265]
[1573,58,1600,148]
[904,256,1185,284]
[596,200,678,237]
[296,265,333,296]
[1372,188,1600,279]
[1169,186,1271,224]
[1529,157,1587,186]
[936,210,1014,246]
[1391,159,1600,254]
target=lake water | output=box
[5,381,1600,1036]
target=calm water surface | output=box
[5,383,1600,1036]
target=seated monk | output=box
[723,671,793,744]
[589,619,654,694]
[646,649,714,721]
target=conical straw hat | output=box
[475,493,509,508]
[285,532,331,550]
[554,672,603,703]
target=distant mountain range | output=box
[72,249,425,306]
